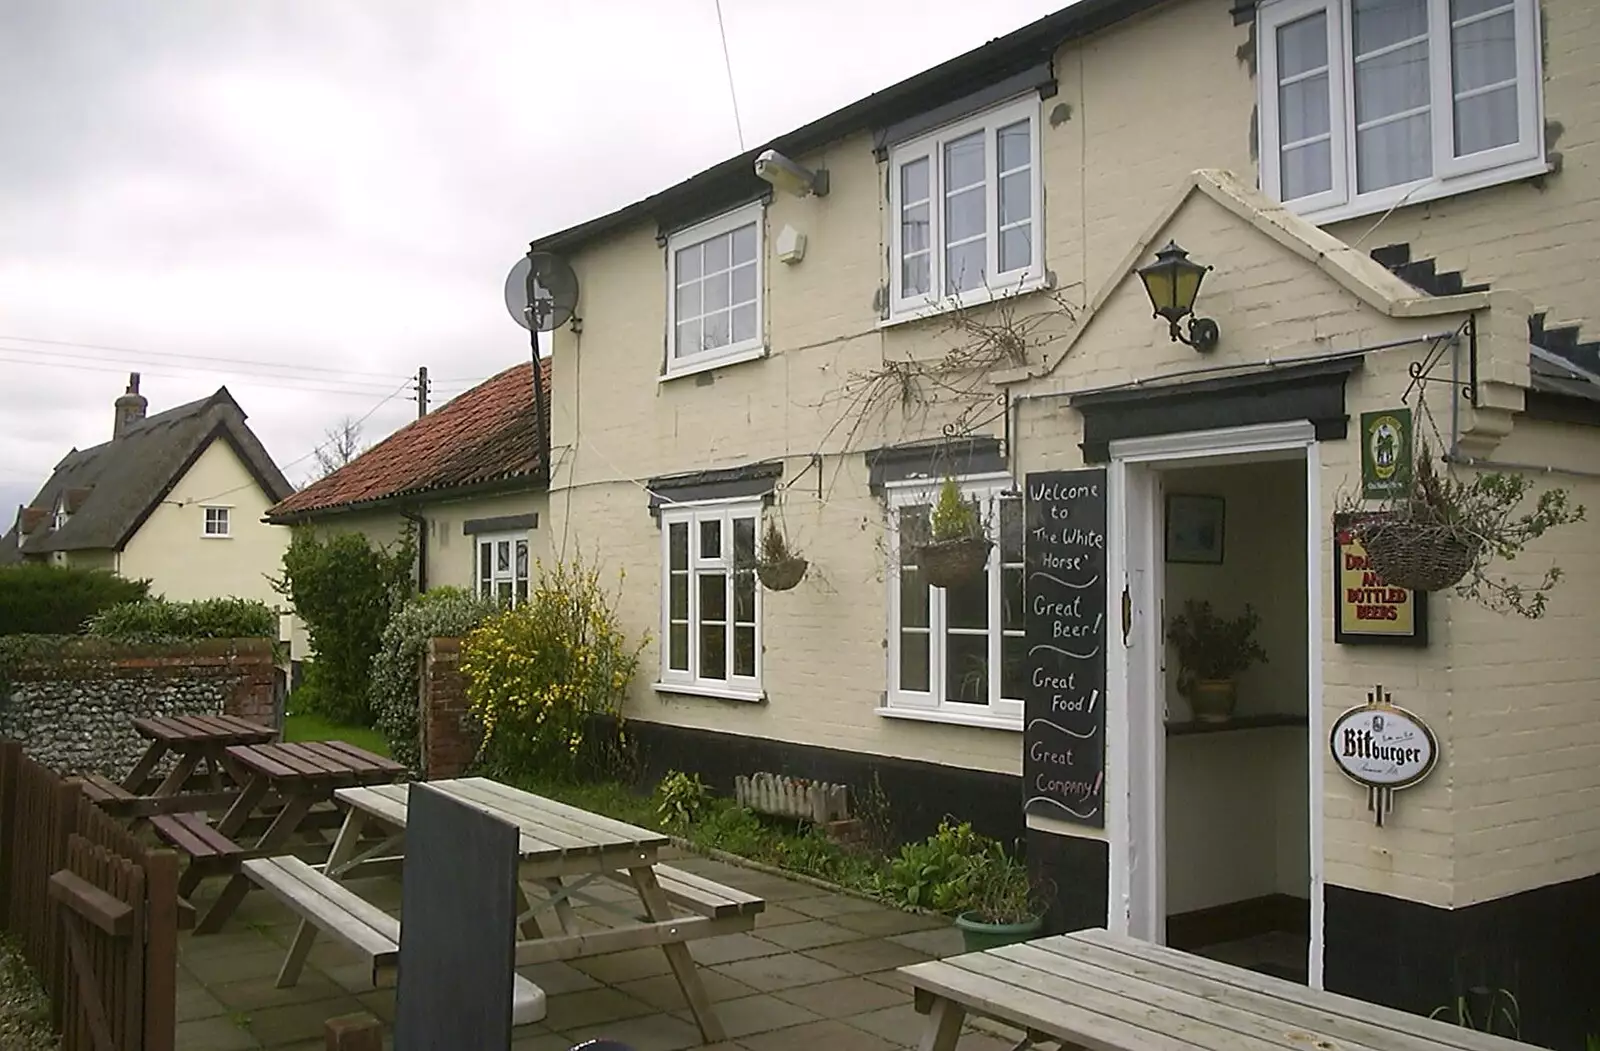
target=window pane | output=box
[734,571,756,622]
[903,253,932,297]
[902,201,931,256]
[1000,228,1031,274]
[1280,75,1331,144]
[997,121,1030,172]
[1282,140,1334,199]
[699,573,727,622]
[946,572,988,630]
[676,244,702,282]
[1354,42,1430,126]
[1453,0,1507,16]
[731,263,757,305]
[496,541,510,572]
[515,540,528,578]
[1353,0,1428,54]
[1002,567,1025,631]
[702,231,731,273]
[515,579,528,605]
[946,634,989,705]
[703,311,731,349]
[669,623,689,671]
[669,522,688,570]
[901,156,930,203]
[734,627,756,678]
[676,319,702,357]
[731,303,757,343]
[479,543,491,584]
[700,519,721,560]
[944,131,985,189]
[999,171,1031,227]
[1000,497,1023,562]
[701,625,727,679]
[731,223,757,265]
[497,581,513,603]
[946,240,986,294]
[1277,11,1327,76]
[1452,7,1516,90]
[733,517,756,567]
[675,280,700,321]
[899,566,929,629]
[1001,635,1027,701]
[900,632,930,693]
[1455,85,1518,155]
[898,505,931,559]
[703,272,731,312]
[1357,111,1432,191]
[944,186,985,244]
[670,572,688,619]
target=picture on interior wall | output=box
[1165,494,1224,564]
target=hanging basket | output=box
[917,537,993,588]
[1358,520,1480,592]
[756,555,808,591]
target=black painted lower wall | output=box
[626,718,1109,933]
[1325,876,1600,1051]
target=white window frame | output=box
[475,531,530,606]
[879,473,1024,730]
[885,94,1045,325]
[655,497,764,703]
[201,506,231,538]
[1259,0,1545,225]
[663,202,765,379]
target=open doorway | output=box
[1160,457,1310,983]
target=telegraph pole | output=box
[416,366,430,418]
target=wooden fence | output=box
[0,739,178,1051]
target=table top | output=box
[336,776,670,866]
[900,928,1531,1051]
[133,713,276,746]
[225,740,407,787]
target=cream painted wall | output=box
[545,0,1600,908]
[118,439,287,606]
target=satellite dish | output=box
[505,251,579,332]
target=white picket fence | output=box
[733,772,849,824]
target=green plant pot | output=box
[954,911,1044,953]
[1190,679,1238,723]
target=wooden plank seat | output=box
[649,865,766,919]
[242,857,547,1025]
[74,773,137,812]
[150,812,247,897]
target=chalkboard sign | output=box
[1023,469,1108,827]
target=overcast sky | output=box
[0,0,1067,515]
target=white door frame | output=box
[1104,421,1326,988]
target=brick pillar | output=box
[421,637,478,779]
[220,639,279,727]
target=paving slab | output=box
[754,919,869,951]
[688,931,790,965]
[209,972,349,1014]
[616,970,758,1011]
[543,986,657,1030]
[177,984,230,1023]
[710,951,851,992]
[519,960,605,995]
[752,903,810,928]
[743,1018,906,1051]
[831,909,948,937]
[843,1004,927,1046]
[177,1014,262,1051]
[673,993,821,1038]
[801,938,931,976]
[556,1010,707,1051]
[886,926,964,957]
[771,976,908,1017]
[571,946,676,983]
[511,1031,578,1051]
[246,997,368,1047]
[786,895,884,919]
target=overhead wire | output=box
[0,349,409,398]
[0,333,413,383]
[713,0,746,152]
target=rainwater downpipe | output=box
[401,510,428,592]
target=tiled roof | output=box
[266,360,549,521]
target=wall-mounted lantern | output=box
[1137,240,1219,353]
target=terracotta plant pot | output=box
[756,556,808,591]
[918,537,993,589]
[955,911,1045,953]
[1189,679,1238,723]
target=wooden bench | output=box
[653,865,766,919]
[74,773,138,813]
[150,812,247,898]
[242,856,547,1025]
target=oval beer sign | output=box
[1329,703,1438,789]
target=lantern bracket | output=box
[1166,315,1220,354]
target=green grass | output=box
[282,712,391,757]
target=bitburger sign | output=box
[1329,685,1439,826]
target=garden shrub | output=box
[875,819,998,913]
[369,587,499,771]
[86,596,278,642]
[461,554,644,782]
[0,563,149,636]
[272,526,415,725]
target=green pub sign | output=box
[1361,408,1412,500]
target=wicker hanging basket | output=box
[1357,520,1480,592]
[918,537,993,588]
[756,555,808,591]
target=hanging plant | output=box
[755,518,808,591]
[1351,437,1584,618]
[917,477,992,588]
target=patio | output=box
[174,848,1017,1051]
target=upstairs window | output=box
[1259,0,1543,223]
[665,202,764,377]
[202,507,230,537]
[887,95,1043,321]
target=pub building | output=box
[1008,175,1600,1049]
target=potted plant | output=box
[1354,438,1584,617]
[954,843,1047,953]
[1165,599,1267,723]
[755,519,808,591]
[917,477,992,588]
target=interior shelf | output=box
[1165,712,1309,736]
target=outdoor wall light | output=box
[1136,240,1219,353]
[755,149,829,197]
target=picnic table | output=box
[155,740,406,935]
[245,776,765,1043]
[901,928,1536,1051]
[74,714,276,818]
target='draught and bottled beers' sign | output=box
[1023,469,1107,827]
[1333,513,1428,646]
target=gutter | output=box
[264,472,548,527]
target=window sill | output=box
[659,344,768,382]
[200,534,232,540]
[1290,157,1552,227]
[879,275,1049,330]
[653,681,766,704]
[875,705,1022,732]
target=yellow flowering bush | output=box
[460,554,644,781]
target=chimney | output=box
[113,372,147,439]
